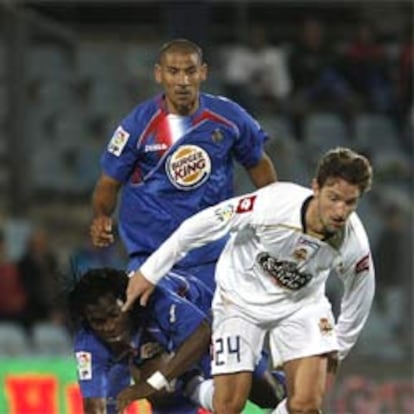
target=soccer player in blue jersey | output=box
[89,38,277,290]
[69,268,285,414]
[70,268,212,414]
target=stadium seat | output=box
[257,115,296,142]
[265,134,311,186]
[27,46,71,80]
[0,322,31,356]
[303,113,348,155]
[353,114,399,152]
[32,323,72,356]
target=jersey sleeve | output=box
[335,243,375,360]
[73,329,112,398]
[100,111,141,183]
[231,104,268,168]
[151,287,209,350]
[140,193,259,284]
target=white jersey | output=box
[140,182,375,360]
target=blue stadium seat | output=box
[353,114,399,152]
[257,115,296,142]
[0,322,31,356]
[32,322,72,356]
[303,113,348,155]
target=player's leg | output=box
[213,372,253,414]
[269,300,338,413]
[211,300,265,414]
[283,354,327,413]
[249,350,286,408]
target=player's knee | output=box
[213,393,246,414]
[288,394,323,413]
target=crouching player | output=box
[68,268,285,413]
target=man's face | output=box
[311,177,361,235]
[84,293,131,344]
[154,51,207,115]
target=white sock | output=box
[189,378,214,411]
[271,398,288,414]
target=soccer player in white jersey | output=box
[122,147,375,414]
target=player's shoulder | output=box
[117,94,161,136]
[125,94,160,122]
[201,93,253,121]
[74,327,109,356]
[256,181,311,206]
[239,182,310,224]
[344,213,371,252]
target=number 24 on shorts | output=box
[214,335,241,366]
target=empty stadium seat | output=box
[31,323,72,356]
[0,322,31,356]
[303,113,348,154]
[353,114,399,152]
[257,115,296,142]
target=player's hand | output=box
[117,383,153,412]
[122,271,155,311]
[90,216,114,247]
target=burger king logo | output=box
[166,145,211,190]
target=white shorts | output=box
[211,298,338,375]
[211,302,266,375]
[269,300,338,367]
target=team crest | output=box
[166,145,211,190]
[292,237,321,262]
[318,318,334,335]
[292,248,308,262]
[211,128,224,143]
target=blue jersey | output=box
[74,273,213,414]
[101,93,268,287]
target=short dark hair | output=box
[316,147,373,194]
[68,268,129,328]
[158,38,203,64]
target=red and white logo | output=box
[236,195,257,213]
[355,254,370,274]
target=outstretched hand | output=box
[122,271,155,311]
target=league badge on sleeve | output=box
[108,126,130,156]
[214,203,234,222]
[76,351,92,380]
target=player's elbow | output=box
[83,397,107,414]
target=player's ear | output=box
[311,178,320,195]
[154,64,162,84]
[200,63,208,82]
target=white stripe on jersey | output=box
[166,114,192,144]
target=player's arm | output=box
[335,252,375,361]
[156,318,211,380]
[90,173,122,247]
[117,319,211,411]
[246,152,277,188]
[82,398,107,414]
[123,194,257,310]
